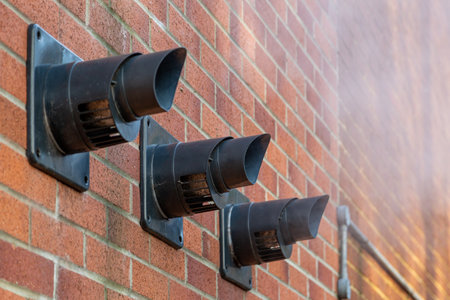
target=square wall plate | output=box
[220,190,252,290]
[140,116,183,249]
[27,24,89,191]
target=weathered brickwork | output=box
[0,0,448,299]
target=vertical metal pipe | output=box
[337,206,351,299]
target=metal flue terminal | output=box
[44,48,186,153]
[228,195,329,266]
[149,134,271,217]
[27,23,186,191]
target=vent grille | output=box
[254,230,284,262]
[78,99,125,148]
[178,173,217,214]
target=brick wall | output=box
[0,0,448,299]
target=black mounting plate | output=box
[140,116,183,249]
[220,190,252,290]
[26,24,89,191]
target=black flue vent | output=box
[254,230,284,262]
[178,173,217,214]
[78,99,126,148]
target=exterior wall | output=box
[338,1,450,299]
[0,0,448,300]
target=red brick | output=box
[243,1,266,44]
[187,122,206,142]
[169,5,200,59]
[203,0,229,31]
[314,23,334,65]
[202,42,229,90]
[57,268,103,300]
[150,236,185,280]
[297,1,314,33]
[216,89,242,132]
[300,248,316,276]
[169,280,201,300]
[288,9,305,46]
[186,0,214,44]
[306,132,323,163]
[277,19,296,57]
[202,104,230,137]
[230,73,254,115]
[0,289,24,300]
[187,256,216,296]
[309,237,324,259]
[0,191,28,242]
[202,231,219,266]
[0,96,27,148]
[277,124,296,159]
[309,279,325,300]
[59,184,106,236]
[254,0,276,32]
[306,83,322,115]
[58,9,108,61]
[90,157,130,211]
[89,0,130,53]
[255,101,275,137]
[288,162,306,195]
[280,285,300,300]
[296,145,314,179]
[314,72,337,112]
[0,145,56,210]
[174,83,201,125]
[243,57,265,100]
[258,162,277,194]
[8,0,59,37]
[191,210,216,233]
[318,262,333,289]
[185,57,215,106]
[244,182,266,202]
[108,209,149,260]
[269,260,288,282]
[297,46,315,81]
[61,0,85,20]
[216,28,242,72]
[107,290,134,300]
[246,293,264,300]
[0,240,53,296]
[152,108,186,141]
[271,0,287,21]
[183,219,202,255]
[31,210,83,265]
[141,0,167,24]
[0,3,27,58]
[132,184,140,218]
[132,260,168,299]
[278,177,297,199]
[256,269,278,299]
[230,13,256,60]
[86,237,130,286]
[314,166,330,193]
[0,50,26,103]
[287,109,305,143]
[255,44,277,85]
[107,143,139,181]
[243,115,263,136]
[289,265,307,295]
[151,20,178,51]
[267,32,286,70]
[218,275,245,300]
[277,70,298,108]
[265,142,287,176]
